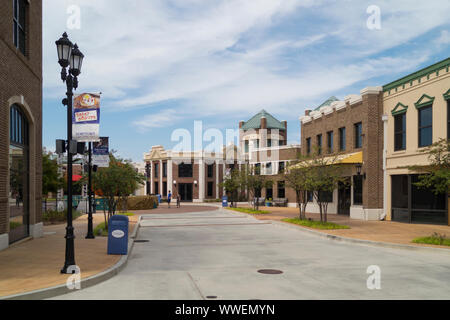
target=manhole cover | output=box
[134,240,150,243]
[257,269,283,275]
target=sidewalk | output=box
[0,213,139,298]
[237,206,450,249]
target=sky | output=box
[42,0,450,162]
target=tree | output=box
[284,154,313,220]
[220,168,241,208]
[409,138,450,195]
[42,149,63,197]
[240,165,272,210]
[307,152,345,223]
[91,152,145,229]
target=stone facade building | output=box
[299,87,385,220]
[0,0,43,250]
[143,146,243,202]
[383,57,450,225]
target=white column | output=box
[199,158,205,201]
[382,114,388,220]
[150,160,154,194]
[168,159,173,195]
[160,160,163,195]
[215,160,219,199]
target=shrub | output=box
[42,209,82,224]
[282,218,350,230]
[116,195,158,211]
[413,233,450,246]
[227,207,270,214]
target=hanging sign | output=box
[72,93,101,142]
[93,137,110,167]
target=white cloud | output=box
[132,109,180,132]
[435,30,450,46]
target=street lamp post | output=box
[56,32,84,274]
[86,142,95,239]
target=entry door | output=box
[179,183,193,202]
[338,179,351,215]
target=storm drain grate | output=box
[134,240,150,243]
[206,296,218,299]
[257,269,283,275]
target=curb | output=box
[270,220,450,254]
[1,216,142,300]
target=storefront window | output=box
[353,175,363,205]
[9,104,29,244]
[394,113,406,151]
[418,105,432,147]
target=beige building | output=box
[383,57,450,225]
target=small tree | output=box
[42,149,64,197]
[220,168,241,208]
[409,138,450,195]
[241,165,272,210]
[92,152,145,229]
[307,153,345,223]
[284,154,313,220]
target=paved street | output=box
[52,209,450,300]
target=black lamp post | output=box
[86,142,95,239]
[56,32,84,274]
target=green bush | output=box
[9,221,22,230]
[42,209,82,224]
[94,222,108,237]
[413,233,450,246]
[116,195,158,211]
[282,218,350,230]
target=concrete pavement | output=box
[52,209,450,300]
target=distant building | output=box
[0,0,43,250]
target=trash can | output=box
[107,215,129,255]
[222,196,228,207]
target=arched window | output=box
[9,104,29,243]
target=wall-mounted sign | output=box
[72,93,100,142]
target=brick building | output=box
[0,0,43,250]
[383,57,450,225]
[299,87,385,220]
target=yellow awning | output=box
[291,151,363,168]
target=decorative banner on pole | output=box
[72,93,100,142]
[93,137,110,167]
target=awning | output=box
[72,175,83,182]
[291,151,363,168]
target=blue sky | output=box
[42,0,450,162]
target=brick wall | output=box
[300,92,383,210]
[0,0,42,234]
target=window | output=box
[265,162,272,175]
[154,182,159,195]
[318,191,333,203]
[307,191,313,202]
[339,127,346,151]
[418,105,432,147]
[245,140,249,153]
[256,139,260,149]
[278,162,285,174]
[207,164,213,178]
[266,187,273,200]
[277,181,285,198]
[9,104,30,243]
[254,163,261,175]
[163,162,167,177]
[317,134,322,155]
[13,0,27,55]
[207,182,213,197]
[178,163,193,177]
[306,138,311,155]
[163,182,167,196]
[267,139,272,147]
[154,163,159,178]
[353,175,363,205]
[327,131,334,153]
[354,122,362,149]
[394,113,406,151]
